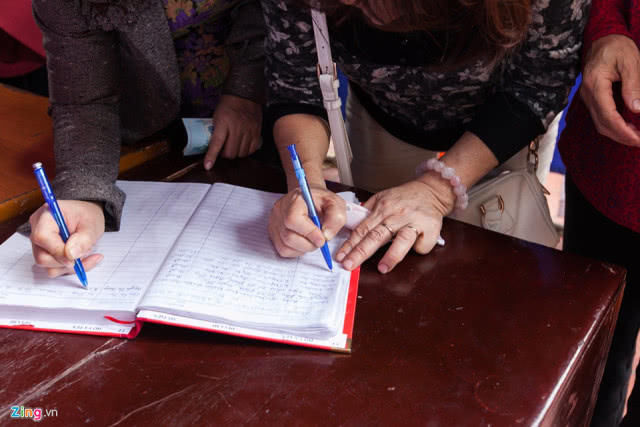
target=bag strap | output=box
[527,136,541,173]
[310,10,354,186]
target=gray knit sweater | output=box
[32,0,265,230]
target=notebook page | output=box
[0,181,210,314]
[139,184,353,335]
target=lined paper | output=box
[0,181,209,312]
[139,184,353,336]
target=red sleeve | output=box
[0,0,45,57]
[584,0,633,52]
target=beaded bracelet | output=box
[415,158,469,210]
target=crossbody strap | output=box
[311,9,354,186]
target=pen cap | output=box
[32,162,54,199]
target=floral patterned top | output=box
[263,0,590,163]
[164,0,265,117]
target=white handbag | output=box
[448,138,560,247]
[311,11,560,248]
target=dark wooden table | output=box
[0,153,626,426]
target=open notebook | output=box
[0,181,359,352]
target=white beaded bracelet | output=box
[415,158,469,210]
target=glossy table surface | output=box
[0,153,626,426]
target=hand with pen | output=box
[268,119,447,274]
[29,200,105,279]
[269,175,447,274]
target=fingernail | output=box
[323,229,333,241]
[68,245,80,260]
[378,263,389,274]
[313,236,325,247]
[336,251,345,262]
[204,161,213,170]
[634,99,640,111]
[343,260,353,270]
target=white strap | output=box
[311,9,354,186]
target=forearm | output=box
[223,0,265,104]
[416,132,498,213]
[273,114,331,191]
[584,0,630,51]
[34,0,124,230]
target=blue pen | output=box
[286,145,333,270]
[32,162,88,288]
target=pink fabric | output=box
[0,0,45,77]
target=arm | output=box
[262,0,347,257]
[29,0,124,276]
[204,0,267,167]
[338,0,590,274]
[579,0,640,146]
[223,0,266,105]
[33,0,124,230]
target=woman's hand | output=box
[336,178,454,274]
[204,94,263,170]
[581,34,640,146]
[269,187,346,258]
[29,200,105,278]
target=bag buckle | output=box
[479,195,504,216]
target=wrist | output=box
[415,171,457,215]
[416,158,470,213]
[285,163,326,192]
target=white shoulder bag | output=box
[447,138,560,247]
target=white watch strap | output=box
[311,9,354,186]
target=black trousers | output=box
[564,173,640,426]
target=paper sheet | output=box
[0,181,210,312]
[139,184,354,336]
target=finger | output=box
[279,226,318,254]
[413,222,442,255]
[283,193,327,248]
[377,226,419,273]
[32,242,73,268]
[204,123,229,170]
[620,53,640,113]
[268,219,305,258]
[340,222,393,271]
[64,230,97,262]
[362,193,380,212]
[30,216,69,266]
[237,132,252,158]
[222,127,240,159]
[248,133,262,155]
[335,212,383,262]
[336,197,383,262]
[590,79,640,145]
[46,253,104,278]
[317,195,346,241]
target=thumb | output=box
[620,55,640,113]
[64,225,99,261]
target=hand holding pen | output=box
[286,145,334,270]
[29,163,105,286]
